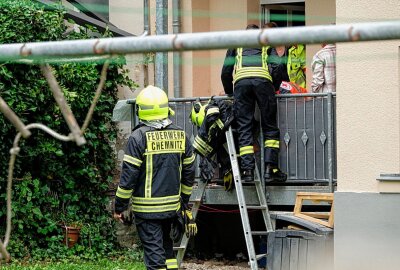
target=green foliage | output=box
[0,0,138,261]
[2,258,146,270]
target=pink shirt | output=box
[311,44,336,93]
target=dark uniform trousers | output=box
[233,77,280,170]
[136,217,178,270]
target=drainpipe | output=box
[172,0,181,97]
[143,0,150,86]
[155,0,168,93]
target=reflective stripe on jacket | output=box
[233,47,272,83]
[115,123,195,219]
[193,99,233,158]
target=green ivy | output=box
[0,0,138,261]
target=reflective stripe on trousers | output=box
[233,78,280,169]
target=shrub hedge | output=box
[0,0,137,260]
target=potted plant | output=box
[61,219,83,248]
[59,206,83,248]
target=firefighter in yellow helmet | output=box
[190,97,235,191]
[113,85,196,270]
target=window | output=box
[262,3,305,27]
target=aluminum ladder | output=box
[225,126,274,270]
[175,178,208,267]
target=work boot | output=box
[241,170,254,182]
[265,166,287,183]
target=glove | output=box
[182,210,198,237]
[223,169,233,191]
[121,211,134,226]
[199,157,216,182]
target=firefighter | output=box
[287,44,307,89]
[113,85,197,270]
[221,24,287,183]
[190,97,235,191]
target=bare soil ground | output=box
[181,260,254,270]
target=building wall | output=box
[305,0,336,90]
[181,0,260,97]
[107,0,400,266]
[109,0,145,184]
[335,0,400,269]
[336,0,400,192]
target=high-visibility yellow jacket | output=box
[221,47,272,94]
[115,123,195,219]
[287,44,306,88]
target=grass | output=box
[1,259,146,270]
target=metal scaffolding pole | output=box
[155,0,168,92]
[0,21,399,61]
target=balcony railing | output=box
[127,92,336,192]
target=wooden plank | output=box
[302,212,330,219]
[293,194,303,215]
[296,192,334,198]
[288,224,304,230]
[298,196,333,203]
[294,213,333,228]
[328,202,334,228]
[293,192,335,228]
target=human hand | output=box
[113,212,124,224]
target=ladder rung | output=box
[256,253,268,260]
[251,231,269,236]
[247,205,267,210]
[173,246,185,250]
[241,181,256,186]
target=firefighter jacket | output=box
[221,47,272,95]
[268,46,290,91]
[115,123,195,220]
[287,44,306,88]
[193,98,234,174]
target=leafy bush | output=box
[0,0,137,260]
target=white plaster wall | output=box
[109,1,145,176]
[109,1,144,99]
[336,0,400,192]
[181,0,259,97]
[209,0,248,96]
[180,0,194,98]
[305,0,336,90]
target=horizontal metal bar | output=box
[0,21,399,61]
[251,231,269,236]
[276,92,337,98]
[126,92,336,104]
[247,206,267,210]
[126,95,233,104]
[376,173,400,181]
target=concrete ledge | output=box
[376,173,400,181]
[376,174,400,193]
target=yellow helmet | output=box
[191,101,206,127]
[136,85,170,121]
